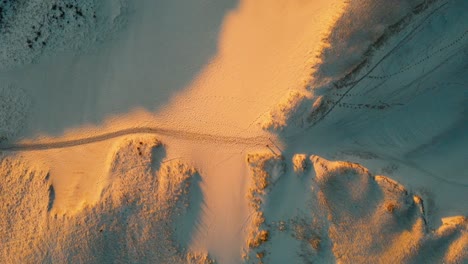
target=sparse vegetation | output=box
[256,251,265,260]
[385,202,397,213]
[309,237,321,250]
[0,0,128,69]
[292,154,308,174]
[248,230,270,248]
[261,90,308,131]
[246,152,285,209]
[186,251,215,264]
[244,152,285,260]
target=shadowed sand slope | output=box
[241,153,466,264]
[262,0,468,222]
[0,0,466,263]
[0,0,237,139]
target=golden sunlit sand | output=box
[0,0,467,263]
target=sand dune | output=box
[0,0,466,263]
[241,153,466,263]
[1,136,211,263]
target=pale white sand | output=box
[0,0,466,263]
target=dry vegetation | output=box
[239,153,467,263]
[261,90,309,131]
[0,156,50,262]
[244,152,285,261]
[292,154,308,175]
[186,251,215,264]
[310,155,467,264]
[0,0,129,69]
[0,136,204,263]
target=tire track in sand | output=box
[0,126,271,151]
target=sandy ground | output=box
[0,0,467,263]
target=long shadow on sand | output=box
[0,0,238,140]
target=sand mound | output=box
[263,0,467,136]
[311,156,467,264]
[0,0,465,262]
[0,157,51,263]
[292,154,309,175]
[244,152,285,262]
[240,153,466,263]
[314,0,430,81]
[0,136,210,263]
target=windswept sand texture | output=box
[1,0,467,263]
[264,0,468,225]
[311,156,467,264]
[241,154,466,263]
[1,136,210,263]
